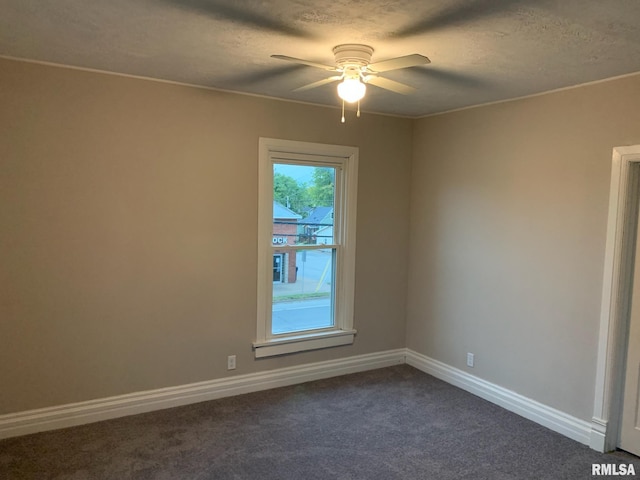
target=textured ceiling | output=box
[1,0,640,116]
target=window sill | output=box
[253,329,357,358]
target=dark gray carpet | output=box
[1,365,638,479]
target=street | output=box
[272,298,332,334]
[272,249,333,334]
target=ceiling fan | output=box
[272,44,430,122]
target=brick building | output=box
[272,201,300,283]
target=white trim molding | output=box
[592,145,640,452]
[255,138,359,358]
[590,417,608,452]
[253,330,357,358]
[405,349,592,445]
[0,348,602,450]
[0,349,405,440]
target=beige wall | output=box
[5,53,640,425]
[407,74,640,420]
[0,58,412,414]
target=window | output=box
[254,138,358,358]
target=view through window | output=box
[271,163,336,335]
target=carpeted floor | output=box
[0,365,638,479]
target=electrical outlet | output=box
[227,355,236,370]
[466,352,474,368]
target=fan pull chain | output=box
[341,100,345,123]
[357,100,361,118]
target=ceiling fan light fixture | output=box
[337,77,366,103]
[272,43,427,123]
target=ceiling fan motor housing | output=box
[333,44,374,68]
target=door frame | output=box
[592,145,640,452]
[273,253,285,283]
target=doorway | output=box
[620,192,640,456]
[273,254,284,283]
[593,145,640,453]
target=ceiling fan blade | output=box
[368,54,431,73]
[365,76,415,95]
[163,0,315,39]
[294,76,343,92]
[392,0,531,38]
[271,55,337,71]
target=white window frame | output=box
[254,138,358,358]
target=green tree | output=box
[273,173,308,214]
[308,167,335,206]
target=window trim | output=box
[254,138,358,358]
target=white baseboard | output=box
[0,349,406,440]
[405,349,592,445]
[0,348,596,449]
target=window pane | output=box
[273,164,335,246]
[272,248,335,334]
